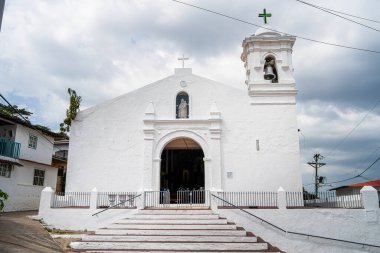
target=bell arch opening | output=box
[263,55,278,83]
[160,137,205,202]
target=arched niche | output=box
[176,92,189,119]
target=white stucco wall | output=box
[0,125,16,139]
[218,208,380,253]
[66,68,301,192]
[1,160,57,212]
[15,124,54,165]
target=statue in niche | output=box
[178,98,188,118]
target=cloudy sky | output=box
[1,0,379,190]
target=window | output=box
[176,92,189,119]
[0,163,12,178]
[33,169,45,186]
[28,134,38,149]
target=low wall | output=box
[39,207,138,231]
[218,208,380,253]
[38,187,141,230]
[212,186,380,253]
[38,185,380,253]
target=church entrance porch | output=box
[160,138,205,203]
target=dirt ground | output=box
[0,211,63,253]
[53,237,77,253]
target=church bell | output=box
[264,64,276,80]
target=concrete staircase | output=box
[69,208,284,252]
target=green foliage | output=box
[0,189,9,212]
[0,103,33,121]
[60,88,82,134]
[34,124,51,132]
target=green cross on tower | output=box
[259,9,272,24]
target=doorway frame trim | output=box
[143,118,222,192]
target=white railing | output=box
[216,191,278,207]
[144,191,170,208]
[51,192,91,208]
[97,192,138,208]
[176,190,210,207]
[286,191,363,208]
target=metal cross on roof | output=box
[178,54,189,68]
[259,8,272,24]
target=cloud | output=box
[0,0,379,188]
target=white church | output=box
[65,23,302,197]
[39,15,380,253]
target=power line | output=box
[296,0,380,33]
[358,155,380,177]
[326,99,380,158]
[171,0,380,54]
[296,0,380,24]
[328,154,380,185]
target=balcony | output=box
[0,138,21,159]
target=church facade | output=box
[65,25,302,195]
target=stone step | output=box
[95,229,247,236]
[80,235,258,242]
[120,218,228,224]
[69,241,268,251]
[85,251,280,253]
[138,209,213,215]
[106,224,237,230]
[133,214,219,219]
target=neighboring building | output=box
[330,179,380,199]
[66,24,303,197]
[52,140,69,192]
[0,113,60,211]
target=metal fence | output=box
[286,191,363,208]
[216,191,278,208]
[51,192,91,208]
[176,190,210,207]
[144,191,170,208]
[97,192,137,208]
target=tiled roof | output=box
[330,179,380,190]
[347,179,380,187]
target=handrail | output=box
[211,194,380,249]
[92,194,141,216]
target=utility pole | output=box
[307,154,326,198]
[0,0,5,31]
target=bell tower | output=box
[241,10,297,104]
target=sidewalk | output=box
[0,211,63,253]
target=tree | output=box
[60,88,82,134]
[0,189,9,212]
[0,103,33,121]
[34,124,51,132]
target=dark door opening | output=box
[160,138,204,203]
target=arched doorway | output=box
[160,137,204,202]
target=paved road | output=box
[0,211,63,253]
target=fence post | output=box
[361,186,379,223]
[277,187,287,210]
[136,191,145,210]
[210,191,219,214]
[38,187,53,217]
[90,187,98,210]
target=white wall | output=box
[15,124,54,165]
[0,125,16,140]
[66,69,302,192]
[219,208,380,253]
[1,160,57,212]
